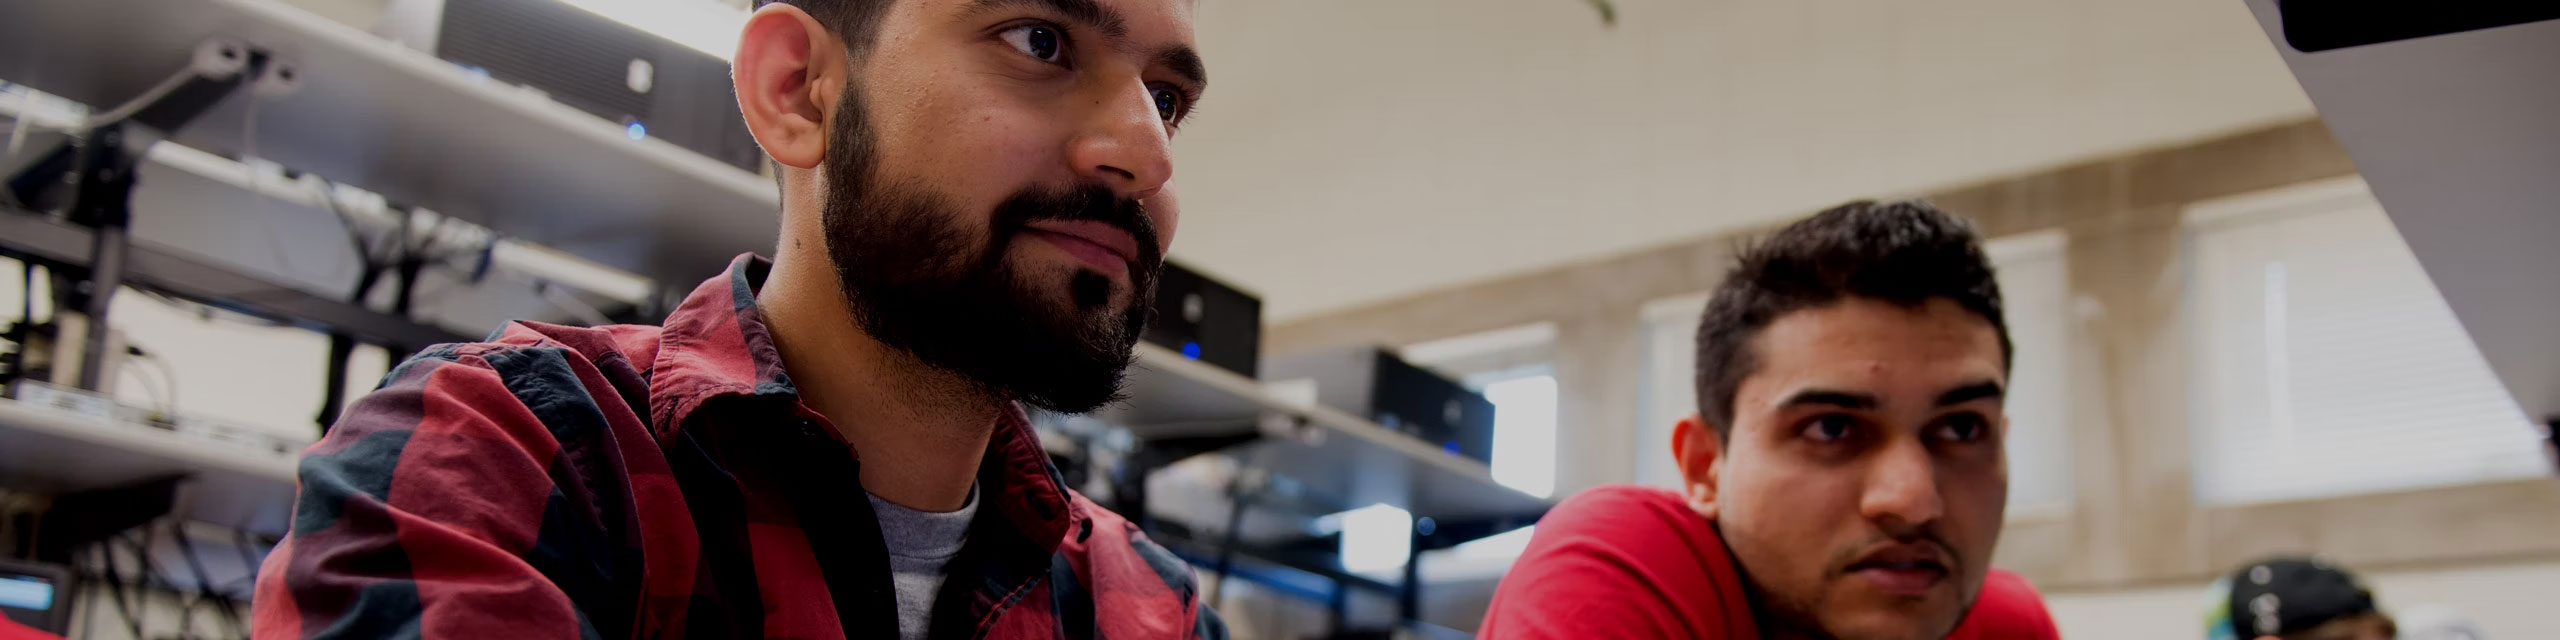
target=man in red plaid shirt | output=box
[252,0,1220,637]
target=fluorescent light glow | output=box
[1336,503,1412,573]
[558,0,748,61]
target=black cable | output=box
[316,262,386,434]
[95,542,144,638]
[124,528,165,635]
[121,357,171,417]
[124,345,178,418]
[230,524,263,590]
[170,523,206,630]
[167,521,245,639]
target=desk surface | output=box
[0,398,300,536]
[0,0,779,288]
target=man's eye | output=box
[1000,24,1065,63]
[1149,86,1183,122]
[1800,414,1856,443]
[1932,414,1990,443]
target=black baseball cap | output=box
[2220,556,2380,638]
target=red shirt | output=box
[1481,485,2059,639]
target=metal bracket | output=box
[4,40,274,392]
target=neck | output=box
[760,237,999,513]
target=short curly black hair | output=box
[755,0,898,58]
[1691,200,2012,436]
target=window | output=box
[1475,369,1558,499]
[1985,230,2074,518]
[1632,229,2076,517]
[1636,295,1707,489]
[1340,325,1558,578]
[1399,323,1560,499]
[2187,178,2546,505]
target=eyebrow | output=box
[968,0,1128,41]
[1155,45,1208,93]
[1775,380,2003,412]
[966,0,1206,93]
[1934,381,2005,407]
[1779,389,1879,411]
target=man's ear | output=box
[734,3,846,171]
[1670,413,1725,519]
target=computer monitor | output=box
[0,558,70,635]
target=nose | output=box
[1066,79,1175,202]
[1859,438,1946,535]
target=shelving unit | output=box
[0,397,299,537]
[0,0,778,287]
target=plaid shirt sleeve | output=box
[252,344,616,639]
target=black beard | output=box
[817,83,1162,414]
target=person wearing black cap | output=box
[2206,556,2397,640]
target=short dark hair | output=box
[1691,200,2012,435]
[757,0,897,58]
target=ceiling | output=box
[1167,0,2318,320]
[281,0,2323,321]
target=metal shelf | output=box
[1118,342,1551,527]
[0,0,779,288]
[0,397,299,536]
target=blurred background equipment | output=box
[1144,261,1264,378]
[0,558,71,636]
[1264,347,1497,467]
[375,0,766,172]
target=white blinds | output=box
[1988,231,2076,516]
[1636,294,1708,489]
[2187,178,2545,505]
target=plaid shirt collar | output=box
[644,253,1082,552]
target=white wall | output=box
[1172,0,2316,319]
[2047,559,2560,640]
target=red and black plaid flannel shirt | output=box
[252,254,1226,639]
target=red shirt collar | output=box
[646,253,1082,550]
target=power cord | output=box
[93,539,145,639]
[167,520,246,638]
[122,344,179,421]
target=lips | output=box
[1843,543,1953,595]
[1023,220,1140,265]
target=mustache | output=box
[1829,530,1961,575]
[991,181,1163,267]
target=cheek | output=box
[871,76,1068,203]
[1945,461,2009,535]
[1722,455,1856,542]
[1150,204,1179,250]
